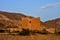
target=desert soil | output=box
[0,34,60,40]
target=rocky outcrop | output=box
[44,18,60,33]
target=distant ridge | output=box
[45,18,60,28]
[0,11,27,20]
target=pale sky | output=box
[0,0,60,22]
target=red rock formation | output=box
[21,17,40,31]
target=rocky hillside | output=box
[0,11,28,29]
[0,11,27,20]
[44,18,60,32]
[0,11,35,29]
[45,18,60,28]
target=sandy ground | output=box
[0,34,60,40]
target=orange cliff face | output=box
[21,16,40,31]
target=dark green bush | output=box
[0,29,5,33]
[56,31,60,34]
[19,28,31,36]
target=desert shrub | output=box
[13,31,20,33]
[56,31,60,35]
[19,28,31,36]
[0,29,5,33]
[58,32,60,34]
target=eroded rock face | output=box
[0,14,10,20]
[44,18,60,33]
[21,17,41,31]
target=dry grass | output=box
[0,34,60,40]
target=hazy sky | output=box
[0,0,60,22]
